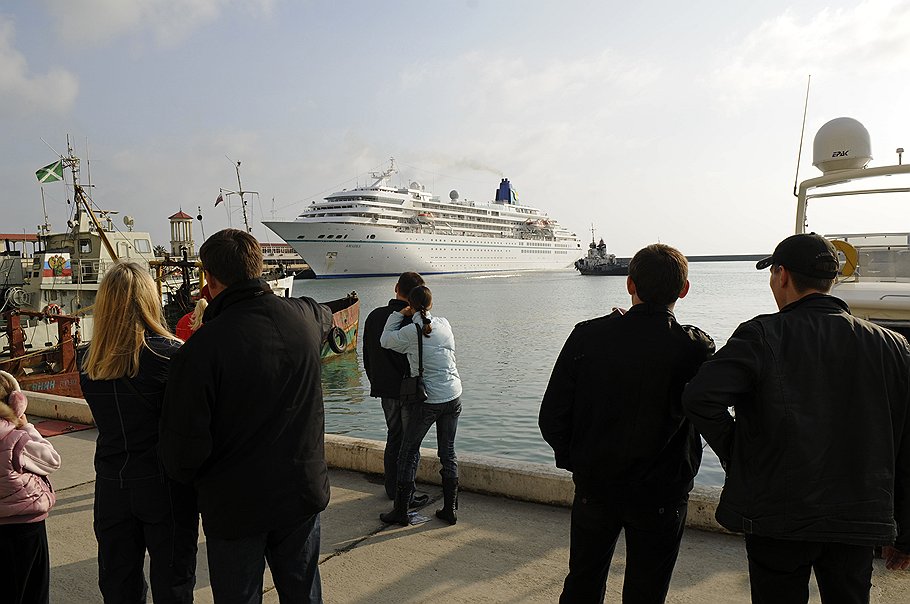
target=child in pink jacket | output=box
[0,370,61,604]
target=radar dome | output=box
[449,190,459,200]
[409,181,422,190]
[812,117,872,174]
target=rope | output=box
[2,337,73,364]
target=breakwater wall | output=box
[25,391,727,534]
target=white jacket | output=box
[380,311,462,404]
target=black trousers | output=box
[559,493,688,604]
[745,534,874,604]
[206,513,322,604]
[94,478,199,603]
[0,520,50,604]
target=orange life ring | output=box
[43,303,62,316]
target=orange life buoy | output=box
[43,303,62,316]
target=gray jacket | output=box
[380,311,462,404]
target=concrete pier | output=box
[26,393,910,602]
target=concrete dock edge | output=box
[324,434,728,533]
[24,391,96,425]
[25,393,728,534]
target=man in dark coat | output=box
[683,233,910,602]
[160,229,333,604]
[362,272,428,503]
[540,243,714,603]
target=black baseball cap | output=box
[755,233,839,279]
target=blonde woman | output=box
[80,262,198,603]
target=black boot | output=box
[380,483,414,526]
[435,478,458,525]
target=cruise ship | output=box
[264,160,582,277]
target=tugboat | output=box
[574,230,629,276]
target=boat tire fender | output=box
[328,325,347,353]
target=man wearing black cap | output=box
[683,233,910,601]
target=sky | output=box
[3,0,910,256]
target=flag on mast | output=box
[215,192,224,206]
[35,160,63,183]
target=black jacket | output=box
[539,303,714,501]
[81,335,181,487]
[683,294,910,551]
[159,279,333,539]
[362,299,411,398]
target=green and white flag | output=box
[35,160,63,183]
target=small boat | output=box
[0,307,83,397]
[321,292,359,359]
[574,232,629,276]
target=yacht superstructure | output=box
[264,160,582,277]
[796,117,910,339]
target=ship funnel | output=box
[812,117,872,174]
[494,178,518,204]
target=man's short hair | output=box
[787,271,835,294]
[628,244,688,306]
[396,272,424,298]
[199,229,263,287]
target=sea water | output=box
[295,261,777,487]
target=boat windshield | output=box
[803,172,910,283]
[829,233,910,282]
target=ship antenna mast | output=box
[793,74,811,199]
[63,137,118,261]
[222,158,257,233]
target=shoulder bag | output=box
[399,323,428,404]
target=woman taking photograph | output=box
[379,285,462,526]
[80,262,198,602]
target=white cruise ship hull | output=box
[264,222,578,278]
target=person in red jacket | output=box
[175,284,212,341]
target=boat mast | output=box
[64,139,118,261]
[222,160,257,234]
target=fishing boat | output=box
[795,117,910,339]
[0,147,353,396]
[264,159,582,277]
[0,307,83,397]
[321,292,360,359]
[574,230,629,276]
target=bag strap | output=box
[415,322,424,376]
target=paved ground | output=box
[43,426,910,603]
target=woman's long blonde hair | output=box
[190,298,208,331]
[82,262,179,380]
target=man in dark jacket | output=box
[540,243,714,603]
[362,272,428,503]
[160,229,333,604]
[683,233,910,602]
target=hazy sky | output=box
[3,0,910,255]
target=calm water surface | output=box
[295,262,777,487]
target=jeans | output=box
[206,513,322,604]
[397,398,461,486]
[0,520,50,604]
[381,397,420,498]
[94,478,198,603]
[745,534,873,604]
[560,493,688,604]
